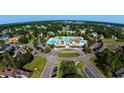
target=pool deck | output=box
[47,36,87,46]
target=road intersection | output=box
[39,49,105,78]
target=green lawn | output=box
[90,58,106,77]
[90,58,97,65]
[104,39,124,45]
[108,41,124,45]
[63,49,73,51]
[75,61,88,78]
[53,62,62,78]
[23,56,47,78]
[0,64,4,75]
[55,46,65,48]
[57,52,80,57]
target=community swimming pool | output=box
[47,36,87,46]
[47,37,59,45]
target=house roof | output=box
[116,68,124,74]
[3,68,30,78]
[92,32,97,36]
[0,34,8,38]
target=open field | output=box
[23,56,47,78]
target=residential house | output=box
[8,37,18,44]
[112,35,117,40]
[0,34,8,40]
[92,32,98,37]
[3,68,30,78]
[115,68,124,78]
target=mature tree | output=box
[1,53,15,68]
[19,35,28,44]
[60,61,82,78]
[32,30,41,37]
[15,52,34,68]
[60,61,76,74]
[44,47,51,53]
[95,47,124,77]
[0,40,4,47]
[33,39,38,47]
[49,44,55,49]
[83,45,92,53]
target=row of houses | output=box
[0,34,8,40]
[0,45,36,78]
[0,34,19,44]
[1,68,30,78]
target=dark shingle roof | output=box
[116,68,124,74]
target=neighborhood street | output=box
[25,39,108,78]
[39,49,105,78]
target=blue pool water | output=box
[63,37,70,42]
[47,37,59,45]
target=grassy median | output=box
[57,52,80,57]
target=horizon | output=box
[0,15,124,25]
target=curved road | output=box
[26,39,120,78]
[40,49,105,78]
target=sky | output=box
[0,15,124,24]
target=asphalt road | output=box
[25,39,123,78]
[25,41,105,78]
[41,55,58,78]
[39,49,105,78]
[84,66,96,78]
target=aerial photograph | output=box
[0,15,124,78]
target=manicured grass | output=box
[57,52,80,57]
[75,61,88,78]
[90,58,97,65]
[55,46,65,48]
[23,56,47,78]
[29,38,34,42]
[63,49,73,51]
[70,46,81,48]
[53,62,62,78]
[108,41,124,45]
[90,58,106,77]
[0,64,4,75]
[104,39,124,45]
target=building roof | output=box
[0,34,8,37]
[116,68,124,74]
[92,32,97,37]
[0,34,8,40]
[3,68,30,78]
